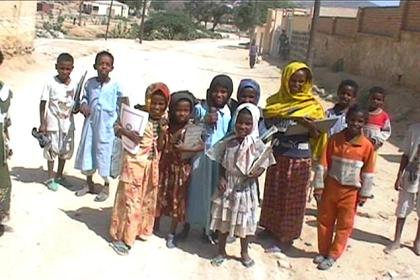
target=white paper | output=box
[248,143,273,175]
[285,117,340,136]
[120,104,149,154]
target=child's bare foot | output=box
[413,240,420,256]
[384,241,401,254]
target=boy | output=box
[326,80,358,136]
[384,123,420,255]
[0,49,13,236]
[363,87,391,150]
[39,53,76,191]
[313,105,375,270]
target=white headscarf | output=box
[231,103,261,175]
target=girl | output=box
[74,51,124,202]
[109,83,170,256]
[313,105,375,270]
[0,49,13,236]
[156,90,203,249]
[260,61,327,251]
[187,74,233,243]
[208,103,275,267]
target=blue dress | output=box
[74,78,123,178]
[187,102,231,232]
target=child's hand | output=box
[205,107,218,127]
[38,123,47,133]
[159,118,169,134]
[298,117,319,138]
[79,103,91,118]
[218,177,228,192]
[394,175,403,191]
[126,130,141,145]
[358,196,369,207]
[248,167,264,178]
[313,188,323,202]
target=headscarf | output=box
[144,82,170,112]
[206,74,233,106]
[168,90,195,124]
[264,61,327,160]
[231,103,261,175]
[237,79,261,103]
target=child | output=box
[156,90,203,248]
[363,87,391,150]
[384,123,420,255]
[39,53,77,191]
[187,74,233,244]
[208,103,275,267]
[313,105,375,270]
[110,83,170,255]
[249,39,258,69]
[326,80,358,136]
[74,51,124,202]
[0,49,13,236]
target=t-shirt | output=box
[400,123,420,193]
[41,76,77,132]
[363,109,391,145]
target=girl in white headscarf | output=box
[207,103,275,268]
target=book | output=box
[181,123,205,160]
[284,117,339,136]
[120,104,149,154]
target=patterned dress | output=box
[0,82,12,223]
[156,126,192,223]
[109,120,160,246]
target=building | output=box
[36,1,54,14]
[0,1,36,56]
[82,0,129,18]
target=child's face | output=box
[238,88,258,105]
[288,70,307,94]
[368,92,385,110]
[55,61,74,82]
[209,86,229,108]
[150,92,167,120]
[337,85,356,108]
[235,110,253,139]
[346,111,365,136]
[174,100,191,124]
[94,55,114,78]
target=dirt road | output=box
[0,38,419,280]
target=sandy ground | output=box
[0,37,419,280]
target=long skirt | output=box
[0,163,11,223]
[260,155,311,243]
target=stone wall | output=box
[0,1,36,56]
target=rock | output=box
[277,259,292,269]
[273,252,287,260]
[386,270,399,279]
[304,242,312,247]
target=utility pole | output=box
[78,0,84,26]
[139,0,148,44]
[105,0,114,41]
[306,0,321,67]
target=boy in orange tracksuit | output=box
[312,105,376,270]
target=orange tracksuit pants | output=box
[317,177,358,260]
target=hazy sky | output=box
[371,0,400,6]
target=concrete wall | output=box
[0,1,36,56]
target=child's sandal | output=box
[109,241,130,256]
[317,257,335,270]
[44,178,59,192]
[210,255,227,267]
[241,257,255,268]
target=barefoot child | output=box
[363,87,391,150]
[384,123,420,255]
[313,105,375,270]
[187,74,233,244]
[326,80,358,136]
[39,53,77,191]
[0,49,13,236]
[74,51,124,202]
[156,90,203,248]
[208,103,275,267]
[110,83,170,255]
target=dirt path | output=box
[0,38,419,280]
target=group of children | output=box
[0,47,419,271]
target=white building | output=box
[82,0,129,18]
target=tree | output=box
[150,0,167,11]
[210,3,231,31]
[185,0,231,30]
[233,2,255,32]
[306,0,321,67]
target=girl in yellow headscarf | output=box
[260,61,327,250]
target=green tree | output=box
[185,0,231,30]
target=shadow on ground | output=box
[11,166,86,192]
[379,154,402,163]
[62,207,112,242]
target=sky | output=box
[371,0,400,6]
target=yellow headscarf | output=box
[264,61,327,160]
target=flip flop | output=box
[75,185,96,197]
[264,245,282,254]
[210,255,226,267]
[44,179,59,192]
[313,255,325,264]
[241,257,255,268]
[109,241,129,256]
[317,257,335,271]
[166,234,176,249]
[94,191,109,202]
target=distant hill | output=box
[295,0,378,8]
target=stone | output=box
[386,270,399,279]
[277,259,292,269]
